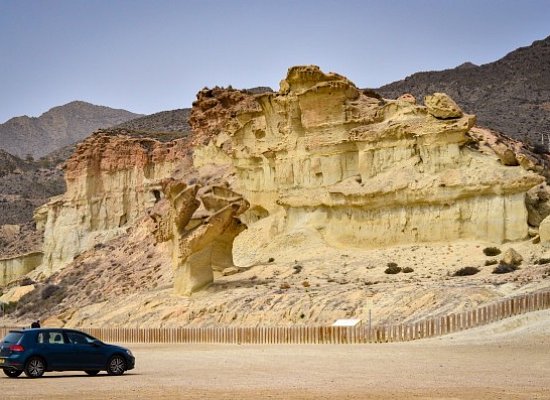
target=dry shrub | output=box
[483,247,501,256]
[454,267,480,276]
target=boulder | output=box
[500,248,523,266]
[424,93,463,118]
[540,215,550,243]
[526,183,550,227]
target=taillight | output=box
[9,344,24,352]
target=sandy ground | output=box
[3,311,550,400]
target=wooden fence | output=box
[2,290,549,344]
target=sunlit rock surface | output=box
[191,66,543,251]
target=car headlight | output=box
[126,349,133,357]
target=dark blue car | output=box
[0,328,135,378]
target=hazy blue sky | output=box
[1,0,549,122]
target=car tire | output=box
[85,370,100,376]
[3,368,23,378]
[106,355,126,376]
[24,357,46,378]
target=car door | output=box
[37,330,73,369]
[65,331,104,369]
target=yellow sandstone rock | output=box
[31,66,547,295]
[191,66,543,252]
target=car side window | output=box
[47,331,67,345]
[66,332,94,345]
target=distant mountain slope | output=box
[0,149,65,257]
[0,101,142,158]
[115,108,191,134]
[377,36,550,145]
[0,148,28,177]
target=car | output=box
[0,328,135,378]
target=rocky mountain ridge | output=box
[0,101,142,158]
[377,35,550,146]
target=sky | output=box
[1,0,549,123]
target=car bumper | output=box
[126,355,135,371]
[0,356,24,370]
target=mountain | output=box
[0,101,142,158]
[0,148,27,177]
[115,108,192,134]
[377,35,550,146]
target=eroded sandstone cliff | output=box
[34,129,188,274]
[191,66,543,254]
[5,66,550,327]
[26,66,547,301]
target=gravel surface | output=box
[3,326,549,400]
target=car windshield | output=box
[2,332,23,344]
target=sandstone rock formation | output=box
[34,130,188,274]
[26,66,547,298]
[0,251,42,286]
[191,66,543,251]
[150,178,248,295]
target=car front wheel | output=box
[106,355,126,376]
[3,368,23,378]
[24,357,45,378]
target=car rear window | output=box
[2,332,23,344]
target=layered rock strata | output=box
[31,66,546,297]
[35,132,188,273]
[0,251,42,286]
[191,66,543,249]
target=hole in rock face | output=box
[254,130,266,139]
[152,190,161,203]
[242,205,269,224]
[119,214,127,227]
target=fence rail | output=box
[2,291,549,344]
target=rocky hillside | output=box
[377,35,550,146]
[5,66,550,327]
[0,101,142,158]
[0,149,64,257]
[115,108,191,134]
[0,149,28,176]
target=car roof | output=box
[9,328,89,334]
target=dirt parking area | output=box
[3,332,550,400]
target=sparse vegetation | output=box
[492,263,519,274]
[535,258,550,265]
[454,266,480,276]
[483,247,501,256]
[402,267,414,273]
[292,265,303,274]
[385,264,402,274]
[484,259,498,266]
[41,284,61,300]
